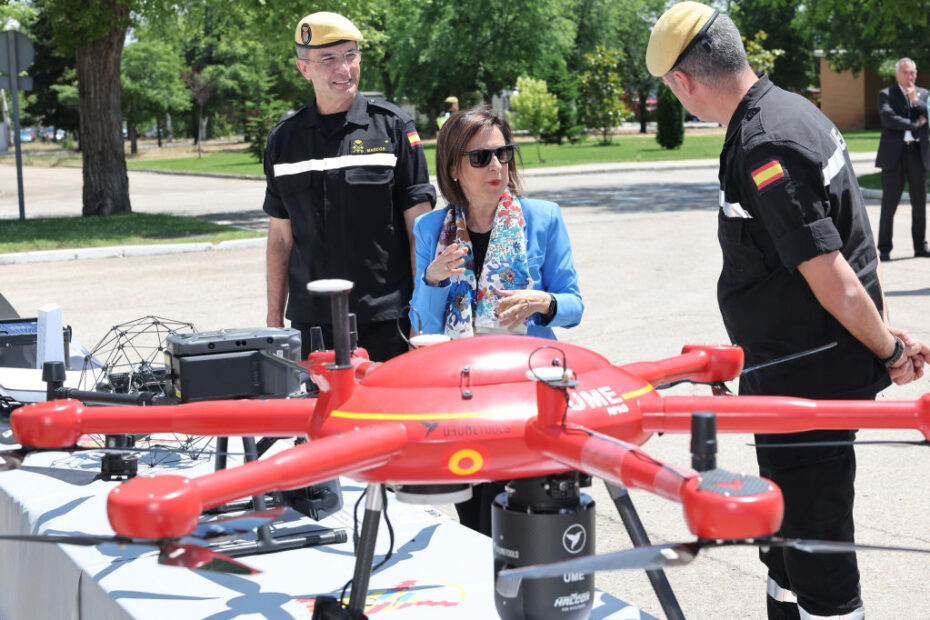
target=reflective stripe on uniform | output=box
[273,152,398,177]
[719,190,753,218]
[799,605,865,620]
[821,144,846,186]
[767,578,865,619]
[766,577,797,603]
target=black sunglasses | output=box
[461,144,516,168]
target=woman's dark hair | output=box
[435,107,523,208]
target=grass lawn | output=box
[0,212,263,254]
[117,130,883,178]
[1,128,887,255]
[858,169,930,191]
[17,129,884,179]
[127,151,265,176]
[123,134,735,178]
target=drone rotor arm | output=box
[11,397,317,447]
[107,423,408,540]
[527,423,783,539]
[526,422,689,502]
[620,345,743,387]
[641,394,930,440]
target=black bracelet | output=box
[541,296,557,323]
[880,335,905,368]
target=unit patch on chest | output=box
[351,138,392,154]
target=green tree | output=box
[538,55,582,144]
[245,100,289,164]
[376,0,574,134]
[578,46,630,144]
[19,8,80,137]
[534,0,613,143]
[731,0,815,92]
[743,31,785,78]
[808,0,930,74]
[121,40,190,154]
[656,83,683,150]
[509,76,559,162]
[34,0,143,215]
[614,0,665,133]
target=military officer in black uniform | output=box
[647,3,928,619]
[264,12,436,361]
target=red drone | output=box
[8,280,930,620]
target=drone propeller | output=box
[191,506,290,542]
[157,542,259,574]
[656,342,838,391]
[0,505,288,574]
[752,439,930,449]
[0,449,25,471]
[496,537,930,598]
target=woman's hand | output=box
[496,289,552,330]
[425,242,468,286]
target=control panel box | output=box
[165,328,301,402]
[0,318,71,370]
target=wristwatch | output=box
[880,335,905,368]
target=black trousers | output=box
[757,438,861,618]
[292,317,410,362]
[878,145,927,254]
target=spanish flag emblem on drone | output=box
[407,131,422,147]
[751,160,786,191]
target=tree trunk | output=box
[197,101,206,158]
[129,124,138,155]
[75,4,130,216]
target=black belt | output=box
[904,140,919,148]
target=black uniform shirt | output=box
[263,93,436,324]
[717,75,890,401]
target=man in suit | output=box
[876,57,930,260]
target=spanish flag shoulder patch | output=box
[750,159,787,191]
[406,131,422,147]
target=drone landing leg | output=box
[605,482,685,620]
[347,481,384,616]
[210,437,348,558]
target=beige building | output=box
[820,56,929,131]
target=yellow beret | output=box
[646,2,718,77]
[295,12,363,49]
[444,96,458,104]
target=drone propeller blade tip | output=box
[158,542,260,575]
[192,505,289,541]
[0,451,23,471]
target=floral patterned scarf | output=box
[434,190,532,338]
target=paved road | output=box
[1,159,929,618]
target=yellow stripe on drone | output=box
[621,384,654,399]
[331,384,653,420]
[331,410,500,421]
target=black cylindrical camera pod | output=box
[492,475,595,620]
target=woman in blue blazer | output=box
[408,108,584,536]
[409,108,583,340]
